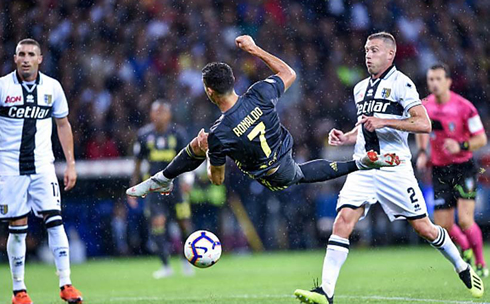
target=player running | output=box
[294,32,484,304]
[128,100,195,278]
[0,39,82,303]
[127,35,400,200]
[416,63,488,277]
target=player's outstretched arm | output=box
[235,35,296,91]
[357,105,431,134]
[55,117,77,191]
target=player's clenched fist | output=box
[235,35,257,53]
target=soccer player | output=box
[294,32,484,304]
[126,35,400,200]
[0,39,83,304]
[416,63,488,277]
[128,100,195,278]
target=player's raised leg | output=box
[127,130,207,197]
[298,150,400,184]
[409,217,484,298]
[295,207,364,304]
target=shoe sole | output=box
[61,297,83,304]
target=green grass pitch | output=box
[1,246,489,303]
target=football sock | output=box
[430,225,467,273]
[160,144,205,180]
[299,160,358,183]
[152,226,170,266]
[463,223,485,266]
[46,222,72,287]
[448,224,470,251]
[8,225,28,292]
[322,235,350,297]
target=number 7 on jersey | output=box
[247,121,271,157]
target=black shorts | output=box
[146,190,191,220]
[256,151,304,191]
[432,160,478,210]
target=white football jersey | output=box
[0,71,68,175]
[353,65,421,161]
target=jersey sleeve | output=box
[396,76,421,111]
[207,132,226,166]
[52,80,69,118]
[247,75,285,107]
[465,102,485,135]
[133,134,148,160]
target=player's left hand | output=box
[356,115,386,132]
[235,35,257,53]
[197,128,209,152]
[443,138,460,154]
[64,164,77,191]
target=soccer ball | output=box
[184,230,222,268]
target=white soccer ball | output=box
[184,230,222,268]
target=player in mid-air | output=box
[0,39,82,304]
[294,32,484,304]
[128,100,195,278]
[416,63,488,277]
[127,35,400,201]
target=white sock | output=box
[430,225,467,273]
[7,225,28,292]
[322,235,350,297]
[47,224,72,287]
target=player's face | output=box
[14,44,43,82]
[364,39,394,75]
[427,69,451,96]
[151,105,171,128]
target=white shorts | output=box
[0,170,61,220]
[337,164,427,222]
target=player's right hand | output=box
[127,196,139,209]
[328,128,346,146]
[416,152,428,172]
[235,35,257,53]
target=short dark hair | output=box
[367,32,397,50]
[202,62,235,95]
[17,38,42,54]
[429,63,451,78]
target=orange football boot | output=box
[12,291,33,304]
[60,285,83,303]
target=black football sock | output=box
[298,160,358,183]
[161,144,205,179]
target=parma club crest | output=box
[0,205,8,215]
[381,88,391,98]
[44,94,53,105]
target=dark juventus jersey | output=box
[0,71,69,175]
[133,124,187,176]
[207,75,293,179]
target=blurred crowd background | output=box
[0,0,490,259]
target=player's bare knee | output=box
[458,217,474,230]
[333,210,357,238]
[411,221,438,241]
[43,210,63,229]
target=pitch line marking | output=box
[89,294,490,303]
